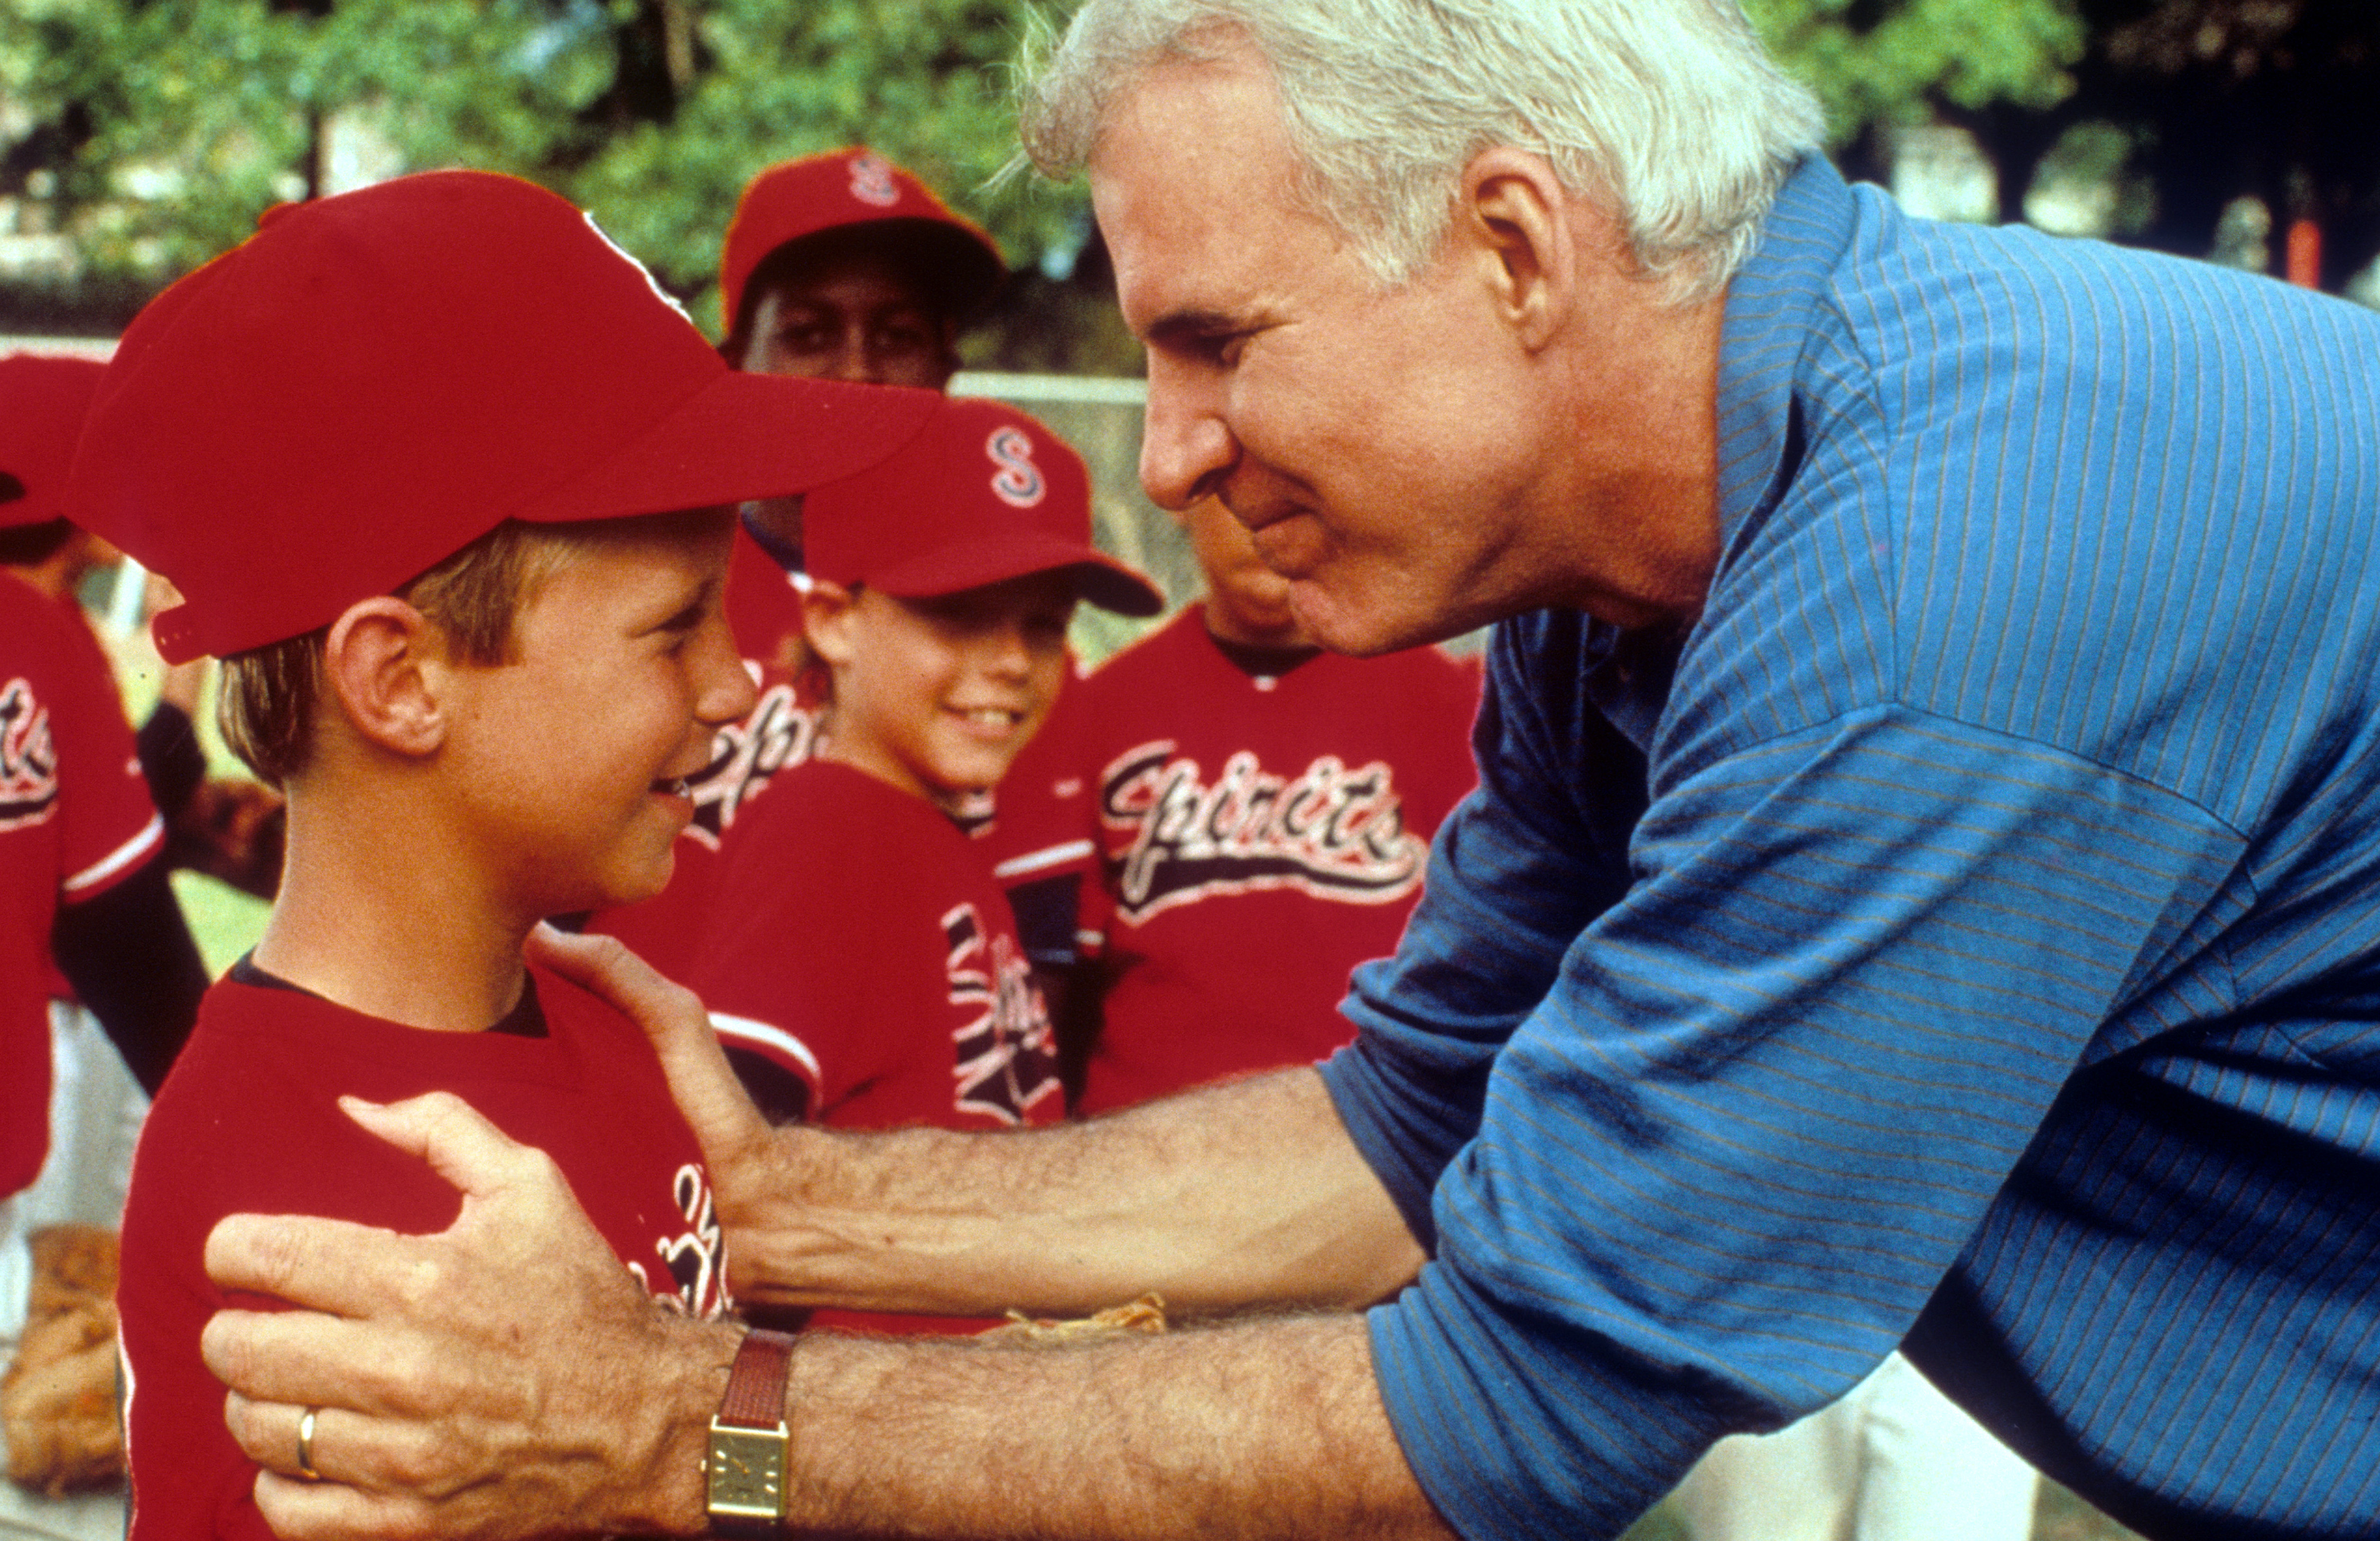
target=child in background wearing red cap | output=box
[0,354,207,1142]
[688,395,1159,1337]
[599,149,1108,1047]
[600,146,1005,976]
[82,170,929,1538]
[0,353,210,1495]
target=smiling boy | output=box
[688,397,1158,1334]
[75,170,929,1538]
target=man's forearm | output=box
[724,1067,1425,1319]
[202,1080,1448,1541]
[769,1313,1454,1541]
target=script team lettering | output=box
[1100,742,1425,922]
[0,677,60,833]
[684,682,819,847]
[943,902,1060,1124]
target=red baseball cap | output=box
[67,169,937,663]
[718,148,1005,340]
[0,354,107,530]
[802,397,1162,618]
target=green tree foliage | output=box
[0,0,1079,333]
[2059,0,2380,287]
[1748,0,2085,135]
[1742,0,2086,188]
[1743,0,2380,287]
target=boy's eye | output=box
[868,319,939,359]
[915,595,998,632]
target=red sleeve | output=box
[691,773,944,1117]
[50,608,163,905]
[118,1053,452,1540]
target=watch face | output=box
[708,1423,789,1519]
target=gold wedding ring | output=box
[296,1406,322,1482]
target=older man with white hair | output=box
[195,3,2380,1540]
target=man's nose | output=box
[1138,355,1235,511]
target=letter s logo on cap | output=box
[986,428,1045,508]
[848,153,901,208]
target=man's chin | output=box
[1289,581,1465,658]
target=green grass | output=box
[170,870,270,977]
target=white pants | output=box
[1,1003,147,1344]
[1668,1353,2039,1541]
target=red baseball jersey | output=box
[1066,606,1482,1115]
[2,570,161,1195]
[970,659,1097,888]
[118,963,729,1541]
[691,757,1063,1336]
[692,758,1063,1133]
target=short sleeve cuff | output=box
[1318,1036,1448,1251]
[1366,1258,1716,1541]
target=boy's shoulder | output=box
[1079,604,1207,691]
[126,966,680,1253]
[124,978,475,1264]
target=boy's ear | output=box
[802,579,860,669]
[322,596,450,758]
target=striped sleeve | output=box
[1335,696,2242,1539]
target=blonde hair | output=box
[217,515,661,785]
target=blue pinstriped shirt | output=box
[1320,156,2380,1541]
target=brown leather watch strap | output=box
[718,1329,797,1430]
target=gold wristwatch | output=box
[706,1328,796,1537]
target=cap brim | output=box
[869,530,1165,617]
[510,371,939,525]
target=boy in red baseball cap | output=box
[718,145,1004,390]
[717,144,1003,683]
[0,356,206,1412]
[74,169,931,1537]
[688,395,1156,1335]
[595,147,1008,980]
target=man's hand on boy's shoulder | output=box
[526,924,782,1196]
[201,1091,740,1539]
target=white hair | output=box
[1017,0,1826,302]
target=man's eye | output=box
[778,324,837,353]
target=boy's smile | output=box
[807,572,1077,803]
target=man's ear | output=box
[321,596,449,758]
[1459,146,1582,353]
[801,580,860,669]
